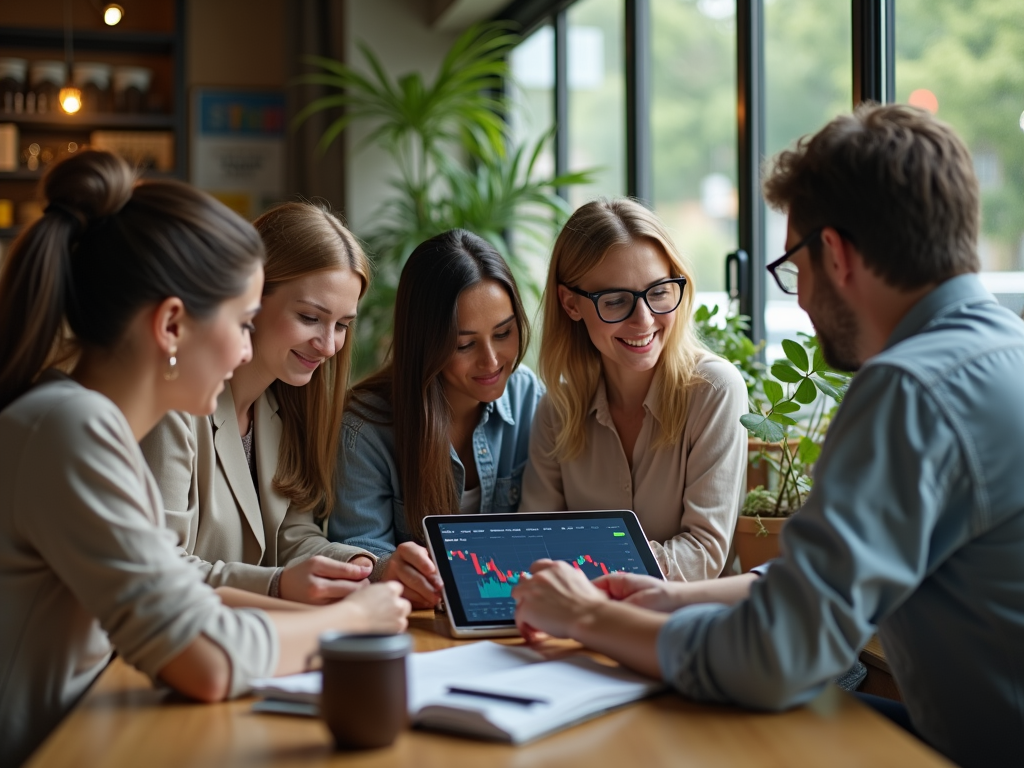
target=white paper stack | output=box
[251,641,663,744]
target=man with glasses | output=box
[512,104,1024,768]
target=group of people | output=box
[0,102,1020,768]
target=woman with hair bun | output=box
[329,229,543,608]
[520,198,748,581]
[0,152,409,767]
[142,201,377,604]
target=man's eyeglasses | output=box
[564,277,687,323]
[767,228,822,295]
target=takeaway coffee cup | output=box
[319,632,412,749]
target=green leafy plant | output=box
[740,334,851,517]
[693,304,765,400]
[294,22,594,375]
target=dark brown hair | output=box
[0,150,264,411]
[762,102,980,289]
[252,201,371,519]
[352,230,529,538]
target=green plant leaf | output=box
[797,436,821,465]
[782,339,809,372]
[812,376,843,401]
[812,345,827,373]
[771,361,803,383]
[740,413,786,443]
[768,413,798,426]
[763,379,783,405]
[773,401,800,414]
[794,377,817,404]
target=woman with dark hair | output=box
[0,151,409,767]
[328,229,543,608]
[141,201,377,604]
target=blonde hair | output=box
[252,202,371,519]
[538,198,704,461]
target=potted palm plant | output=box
[293,22,594,375]
[735,335,851,571]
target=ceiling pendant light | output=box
[60,0,82,114]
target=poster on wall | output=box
[190,89,286,220]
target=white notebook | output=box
[251,641,663,744]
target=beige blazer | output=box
[140,383,373,595]
[521,354,748,582]
[0,375,277,768]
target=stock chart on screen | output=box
[438,517,648,622]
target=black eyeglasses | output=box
[564,277,687,323]
[766,228,823,295]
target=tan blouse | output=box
[140,384,372,596]
[521,354,748,581]
[0,375,278,767]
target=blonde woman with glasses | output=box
[520,198,747,581]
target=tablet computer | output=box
[422,510,664,638]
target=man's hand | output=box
[511,559,608,642]
[278,555,372,604]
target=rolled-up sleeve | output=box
[22,403,279,696]
[655,365,964,709]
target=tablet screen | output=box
[424,511,663,628]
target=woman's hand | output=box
[593,572,687,612]
[511,559,608,642]
[278,555,372,605]
[335,581,412,634]
[381,542,444,609]
[595,571,759,612]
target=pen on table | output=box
[446,688,547,706]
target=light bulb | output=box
[60,86,82,114]
[103,4,124,26]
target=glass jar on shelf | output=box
[73,63,113,113]
[0,58,27,115]
[112,66,151,113]
[28,61,66,114]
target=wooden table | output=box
[26,611,952,768]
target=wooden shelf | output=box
[0,168,179,182]
[0,112,176,130]
[0,27,176,55]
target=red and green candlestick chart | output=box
[448,549,614,598]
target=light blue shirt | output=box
[657,275,1024,768]
[328,366,544,557]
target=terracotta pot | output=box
[734,515,788,572]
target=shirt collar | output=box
[885,273,996,350]
[587,373,663,427]
[479,378,517,427]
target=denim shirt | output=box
[328,366,544,557]
[656,275,1024,768]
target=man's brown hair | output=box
[762,102,980,289]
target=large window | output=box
[763,0,852,356]
[896,0,1024,311]
[651,0,736,295]
[501,0,1024,340]
[567,0,626,206]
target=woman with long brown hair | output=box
[328,229,543,608]
[141,201,378,603]
[0,152,408,767]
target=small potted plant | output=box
[734,334,850,570]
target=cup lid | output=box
[319,632,412,661]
